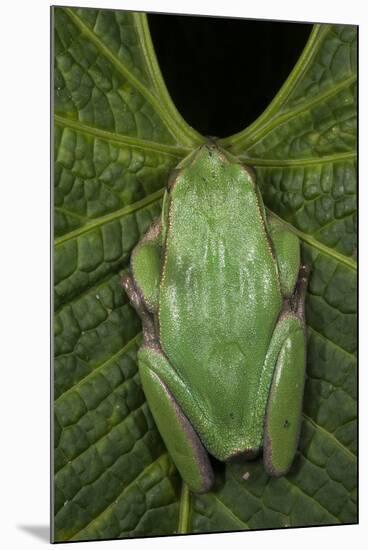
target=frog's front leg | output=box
[121,218,162,345]
[267,215,301,297]
[263,265,309,476]
[128,218,163,313]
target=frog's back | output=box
[159,145,282,459]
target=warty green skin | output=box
[122,143,308,493]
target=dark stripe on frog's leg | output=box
[263,266,309,477]
[120,273,158,347]
[291,264,310,320]
[267,216,301,298]
[130,218,163,313]
[139,346,215,494]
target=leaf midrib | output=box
[241,73,357,152]
[62,8,201,148]
[219,24,329,149]
[133,13,205,148]
[220,24,357,158]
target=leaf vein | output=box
[56,399,146,478]
[285,478,341,523]
[302,414,356,461]
[267,209,356,270]
[54,114,189,157]
[242,152,356,167]
[69,453,170,540]
[246,74,357,150]
[55,188,163,246]
[55,333,141,404]
[209,494,250,529]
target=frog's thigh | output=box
[268,217,300,296]
[131,219,162,312]
[263,315,306,477]
[138,346,214,493]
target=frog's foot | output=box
[263,316,306,477]
[121,273,158,348]
[262,265,309,477]
[138,345,215,493]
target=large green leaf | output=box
[53,8,357,541]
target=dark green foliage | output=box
[53,8,356,541]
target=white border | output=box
[1,1,365,549]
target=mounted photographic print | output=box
[52,5,357,543]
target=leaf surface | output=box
[53,9,357,541]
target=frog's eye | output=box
[167,169,181,191]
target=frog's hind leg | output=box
[263,265,309,477]
[139,346,215,494]
[121,265,214,494]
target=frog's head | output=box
[165,143,222,192]
[166,142,257,205]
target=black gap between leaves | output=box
[148,14,313,138]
